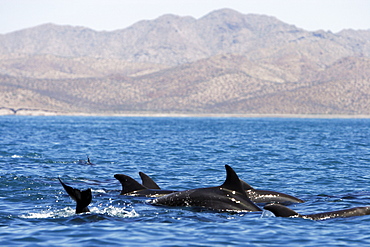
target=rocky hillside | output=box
[0,8,369,116]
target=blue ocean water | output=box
[1,116,370,246]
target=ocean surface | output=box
[1,116,370,246]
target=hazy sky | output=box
[1,0,369,34]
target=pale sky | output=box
[1,0,369,34]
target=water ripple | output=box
[1,116,370,246]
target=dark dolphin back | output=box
[58,178,92,214]
[139,172,161,189]
[240,179,254,190]
[247,189,304,204]
[264,204,300,217]
[265,204,370,220]
[114,174,147,195]
[304,206,370,220]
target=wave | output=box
[20,206,139,219]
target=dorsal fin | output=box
[240,179,254,190]
[139,172,161,189]
[86,156,95,165]
[220,165,246,195]
[114,174,147,194]
[264,204,301,217]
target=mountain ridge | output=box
[1,9,368,65]
[0,8,369,116]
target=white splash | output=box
[11,155,23,158]
[20,206,139,219]
[20,207,75,219]
[91,206,139,218]
[91,189,106,193]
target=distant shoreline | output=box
[1,109,370,119]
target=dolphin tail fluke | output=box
[264,204,300,217]
[139,172,161,189]
[114,174,147,195]
[58,178,92,214]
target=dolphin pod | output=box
[115,170,304,205]
[115,166,261,212]
[264,203,370,220]
[61,165,261,213]
[58,165,370,220]
[151,165,261,212]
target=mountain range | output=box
[0,8,369,116]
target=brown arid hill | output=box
[0,54,168,79]
[1,9,369,66]
[0,8,369,116]
[1,55,369,115]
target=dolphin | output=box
[58,178,92,214]
[264,203,370,220]
[139,172,161,189]
[114,173,177,197]
[151,165,262,212]
[86,157,95,165]
[77,156,95,165]
[241,180,304,205]
[138,171,303,205]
